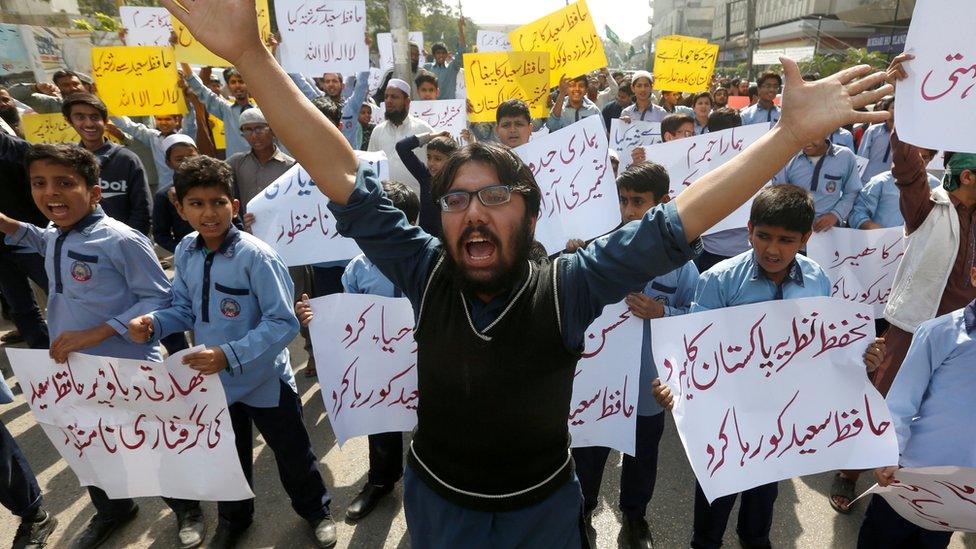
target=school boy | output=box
[128,155,336,548]
[0,140,203,549]
[296,181,419,523]
[571,162,699,549]
[396,131,458,238]
[652,185,885,549]
[856,272,976,549]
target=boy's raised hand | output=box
[128,315,154,343]
[777,57,892,149]
[295,293,313,326]
[183,346,228,375]
[160,0,264,67]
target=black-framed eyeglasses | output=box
[438,185,513,212]
[241,126,270,136]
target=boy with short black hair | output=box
[0,139,203,549]
[740,72,781,125]
[295,180,419,523]
[661,113,695,141]
[653,184,885,549]
[396,131,458,238]
[128,155,337,548]
[495,99,533,148]
[415,72,439,100]
[571,162,699,548]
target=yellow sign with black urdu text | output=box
[22,113,80,144]
[508,0,607,88]
[652,37,719,93]
[91,46,187,117]
[464,52,550,123]
[171,0,271,67]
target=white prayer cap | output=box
[386,78,411,98]
[631,70,653,86]
[238,107,267,128]
[162,133,196,158]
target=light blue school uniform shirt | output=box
[637,261,698,416]
[546,96,602,132]
[691,250,832,313]
[110,108,198,190]
[848,170,942,229]
[620,102,668,124]
[740,103,780,126]
[187,74,253,157]
[150,227,300,407]
[7,206,168,360]
[886,301,976,468]
[289,71,371,150]
[342,253,400,298]
[830,127,855,152]
[423,45,464,100]
[856,122,893,183]
[777,142,862,222]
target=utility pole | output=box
[744,0,757,80]
[813,15,823,57]
[388,0,414,96]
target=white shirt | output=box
[366,114,434,194]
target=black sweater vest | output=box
[408,253,582,512]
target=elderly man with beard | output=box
[366,79,433,195]
[160,0,893,544]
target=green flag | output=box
[605,25,620,46]
[627,45,637,59]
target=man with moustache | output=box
[366,79,433,194]
[160,0,894,543]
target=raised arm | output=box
[674,59,891,242]
[163,0,359,204]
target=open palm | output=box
[160,0,263,65]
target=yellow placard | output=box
[652,37,719,93]
[21,113,80,144]
[508,0,607,88]
[210,114,226,150]
[171,0,271,67]
[91,46,187,117]
[463,52,550,123]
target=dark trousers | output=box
[694,251,731,275]
[692,481,778,549]
[161,332,189,355]
[572,413,665,519]
[86,488,198,522]
[0,420,41,520]
[367,432,404,487]
[857,495,952,549]
[0,250,49,349]
[218,381,330,531]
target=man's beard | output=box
[445,212,534,297]
[385,107,408,125]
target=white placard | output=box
[807,226,905,316]
[651,297,899,502]
[640,123,771,235]
[476,30,512,52]
[609,119,662,173]
[119,7,173,47]
[5,347,253,501]
[409,99,468,144]
[367,66,385,98]
[377,31,424,72]
[895,0,976,153]
[752,46,815,65]
[246,151,389,266]
[276,0,368,75]
[568,301,641,456]
[855,466,976,532]
[514,115,620,254]
[309,294,418,446]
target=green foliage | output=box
[799,48,889,77]
[78,0,158,17]
[72,11,121,32]
[366,0,478,52]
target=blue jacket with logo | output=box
[151,227,300,407]
[90,141,152,236]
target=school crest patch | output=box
[71,261,92,282]
[220,298,241,318]
[825,180,837,193]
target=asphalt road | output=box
[0,324,972,548]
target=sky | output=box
[460,0,653,43]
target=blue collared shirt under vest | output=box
[151,226,299,407]
[777,142,862,222]
[857,122,893,183]
[740,103,781,126]
[886,300,976,468]
[638,260,698,416]
[848,170,942,229]
[342,253,401,298]
[691,250,831,312]
[7,206,168,361]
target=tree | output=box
[366,0,477,52]
[799,48,889,78]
